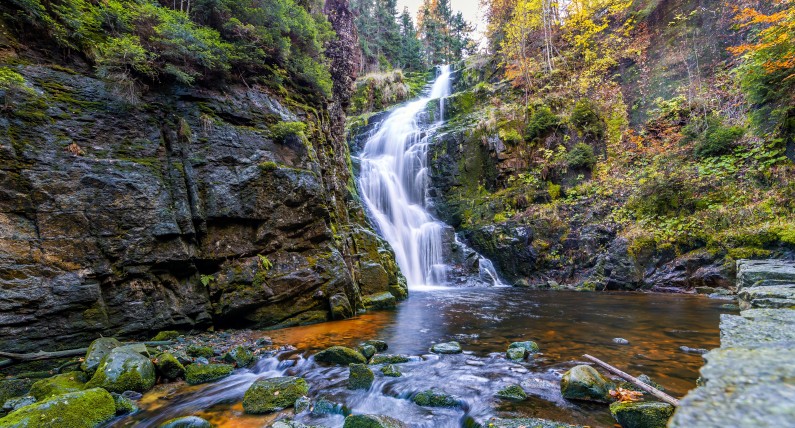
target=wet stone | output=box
[343,414,408,428]
[314,346,367,365]
[348,364,375,390]
[495,384,527,401]
[158,415,212,428]
[610,401,674,428]
[380,364,402,377]
[430,341,462,354]
[242,376,309,414]
[560,365,614,403]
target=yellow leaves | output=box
[610,387,644,402]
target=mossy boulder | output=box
[330,293,354,320]
[0,379,34,405]
[112,393,139,415]
[560,365,614,403]
[362,292,397,310]
[81,337,121,375]
[30,372,87,400]
[184,364,234,385]
[155,352,186,379]
[609,401,674,428]
[506,348,527,361]
[86,348,156,393]
[310,396,347,416]
[380,365,401,377]
[343,414,408,428]
[242,376,309,414]
[496,384,528,401]
[362,340,388,352]
[411,389,462,408]
[222,346,255,367]
[314,346,367,365]
[152,331,181,341]
[508,341,539,354]
[186,345,215,359]
[158,415,212,428]
[357,344,377,360]
[487,418,583,428]
[430,342,462,354]
[0,388,116,428]
[369,354,410,365]
[348,364,374,390]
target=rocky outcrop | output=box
[0,1,405,353]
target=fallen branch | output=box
[0,341,173,364]
[583,354,681,407]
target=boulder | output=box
[508,341,539,353]
[155,352,186,379]
[362,340,388,352]
[357,344,377,360]
[2,396,35,413]
[330,293,354,319]
[81,338,121,376]
[314,346,367,365]
[86,348,157,393]
[369,354,410,365]
[310,396,347,416]
[487,418,583,428]
[362,292,397,310]
[184,364,234,385]
[343,414,408,428]
[348,364,374,390]
[0,379,34,406]
[30,372,87,400]
[243,377,309,414]
[560,365,614,403]
[0,388,116,428]
[610,401,674,428]
[186,345,215,359]
[158,415,213,428]
[506,348,526,361]
[112,393,139,415]
[411,390,462,408]
[152,331,181,341]
[430,342,462,354]
[380,365,401,377]
[496,384,527,401]
[222,346,255,367]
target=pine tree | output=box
[398,7,425,70]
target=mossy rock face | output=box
[380,365,401,377]
[330,293,354,320]
[348,364,374,390]
[609,401,674,428]
[86,348,157,393]
[222,346,255,368]
[111,393,139,415]
[508,341,540,354]
[0,388,116,428]
[186,346,215,359]
[158,415,212,428]
[560,365,615,403]
[357,344,377,360]
[506,348,527,361]
[314,346,367,365]
[0,379,34,405]
[411,390,462,408]
[343,414,408,428]
[155,352,186,379]
[369,354,410,365]
[242,376,309,414]
[184,364,234,385]
[496,384,528,401]
[81,337,121,375]
[362,340,388,352]
[430,342,462,354]
[30,371,87,400]
[362,292,397,310]
[152,331,181,341]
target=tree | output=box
[398,7,425,70]
[418,0,472,64]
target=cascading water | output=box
[359,65,498,288]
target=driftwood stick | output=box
[0,341,173,364]
[583,354,681,407]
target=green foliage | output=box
[626,170,697,218]
[570,99,606,140]
[566,143,596,169]
[199,274,214,287]
[685,116,746,159]
[256,254,273,271]
[270,121,307,142]
[0,67,34,108]
[499,127,523,145]
[525,105,560,142]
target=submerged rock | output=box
[370,354,411,365]
[348,364,375,390]
[185,363,234,385]
[30,371,87,400]
[560,365,614,403]
[243,376,309,414]
[155,352,186,379]
[0,388,116,428]
[343,414,408,428]
[496,384,527,401]
[314,346,367,365]
[81,337,121,376]
[86,347,157,393]
[508,341,540,353]
[430,341,462,354]
[158,415,212,428]
[310,396,347,416]
[380,364,402,377]
[411,389,462,408]
[610,401,674,428]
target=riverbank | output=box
[671,259,795,426]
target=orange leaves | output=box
[610,387,644,402]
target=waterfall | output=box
[359,65,503,289]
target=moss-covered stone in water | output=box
[112,393,139,415]
[314,346,367,365]
[152,331,181,341]
[242,376,309,414]
[348,364,374,390]
[81,337,121,375]
[0,379,34,405]
[158,415,212,428]
[609,401,674,428]
[186,345,215,359]
[294,396,311,413]
[362,292,397,310]
[86,348,157,393]
[369,354,410,365]
[29,371,87,400]
[357,344,377,360]
[496,384,528,401]
[0,388,116,428]
[380,365,401,377]
[222,346,255,367]
[311,396,347,416]
[487,418,583,428]
[155,352,186,379]
[343,414,408,428]
[411,390,462,408]
[508,341,540,354]
[430,342,462,354]
[560,365,614,403]
[184,364,234,385]
[506,347,527,361]
[362,340,388,352]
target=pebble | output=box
[680,346,709,355]
[613,338,630,345]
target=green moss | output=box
[85,348,156,393]
[151,330,180,341]
[525,105,560,142]
[185,364,234,385]
[369,354,410,365]
[242,376,309,414]
[186,345,214,359]
[222,346,255,368]
[380,364,402,377]
[496,384,528,400]
[609,401,674,428]
[112,393,139,415]
[29,372,87,400]
[0,379,34,405]
[314,346,367,365]
[411,390,462,408]
[343,414,407,428]
[154,352,185,379]
[727,247,772,261]
[348,364,374,390]
[0,388,116,428]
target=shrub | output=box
[0,67,34,108]
[626,171,697,218]
[525,105,560,142]
[270,121,307,142]
[695,124,745,159]
[566,143,597,169]
[570,99,606,140]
